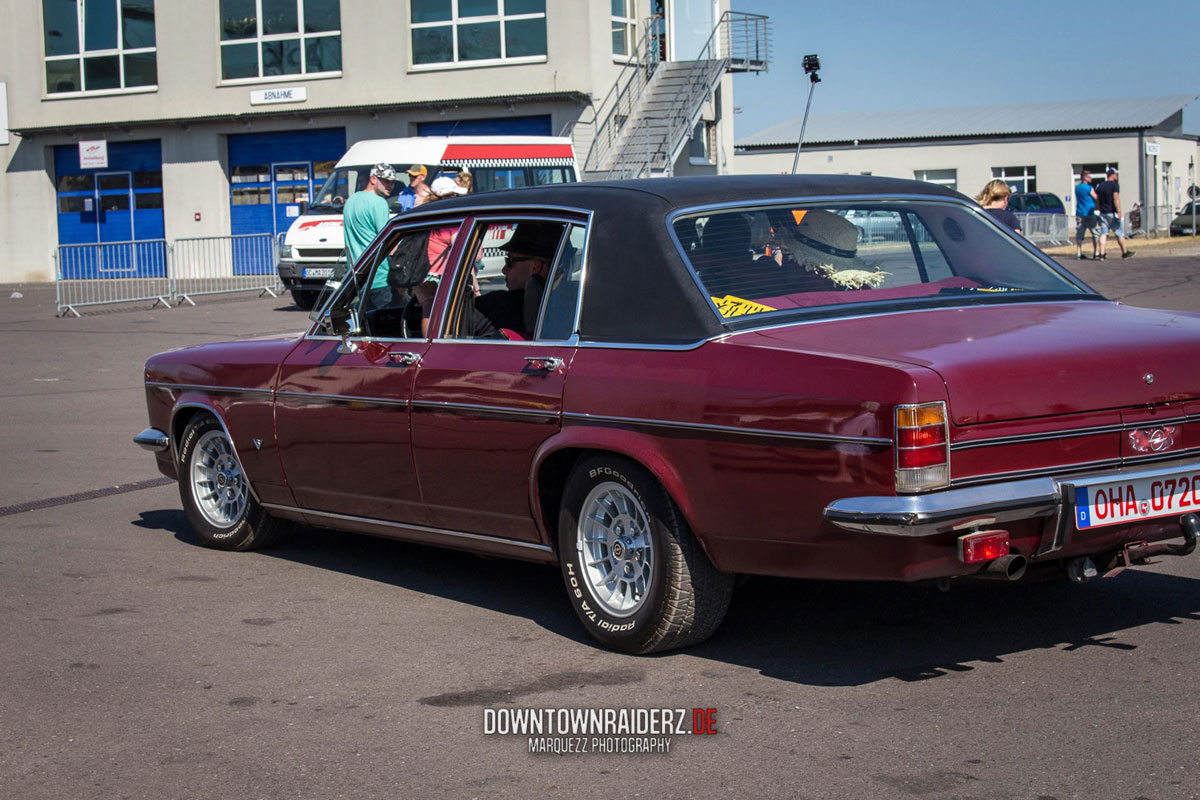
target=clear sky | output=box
[730,0,1200,141]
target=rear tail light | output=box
[959,530,1010,564]
[895,401,950,492]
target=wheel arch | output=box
[530,427,707,558]
[170,399,263,504]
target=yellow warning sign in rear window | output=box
[712,295,777,318]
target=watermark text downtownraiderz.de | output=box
[483,707,719,755]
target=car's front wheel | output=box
[557,455,733,654]
[177,414,289,551]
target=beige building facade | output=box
[0,0,738,283]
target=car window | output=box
[536,224,586,340]
[1041,194,1064,211]
[673,202,1085,323]
[313,223,462,339]
[441,219,570,341]
[1024,194,1043,210]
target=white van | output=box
[277,135,579,308]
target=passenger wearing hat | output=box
[416,221,565,338]
[398,164,430,212]
[1095,167,1134,260]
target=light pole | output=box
[790,54,821,175]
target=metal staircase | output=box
[577,11,769,181]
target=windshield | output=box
[672,201,1090,323]
[309,165,418,214]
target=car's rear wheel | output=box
[557,455,733,654]
[177,414,289,551]
[290,288,319,310]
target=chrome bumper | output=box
[824,457,1200,541]
[134,427,169,452]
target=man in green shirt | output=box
[343,163,398,306]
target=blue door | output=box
[55,141,165,279]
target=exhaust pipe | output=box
[974,554,1027,581]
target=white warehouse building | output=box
[734,96,1200,228]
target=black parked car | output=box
[1007,192,1066,214]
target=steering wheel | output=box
[402,294,424,339]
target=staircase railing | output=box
[579,10,770,178]
[580,20,664,174]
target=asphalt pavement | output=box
[2,253,1200,799]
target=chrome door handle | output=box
[388,351,422,366]
[524,356,564,372]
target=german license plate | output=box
[1074,471,1200,529]
[303,267,334,278]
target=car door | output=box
[274,219,466,523]
[410,216,587,543]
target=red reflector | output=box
[897,425,947,448]
[897,445,946,469]
[960,530,1010,564]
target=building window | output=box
[43,0,157,94]
[992,165,1036,193]
[611,0,636,57]
[914,168,957,192]
[219,0,341,81]
[688,121,715,165]
[411,0,547,67]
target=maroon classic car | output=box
[135,175,1200,653]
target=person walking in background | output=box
[1096,167,1135,260]
[974,179,1022,234]
[1074,169,1100,260]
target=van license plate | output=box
[1075,471,1200,529]
[303,267,334,278]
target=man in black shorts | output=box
[1096,167,1134,260]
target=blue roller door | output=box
[227,128,346,238]
[54,140,165,278]
[415,115,552,137]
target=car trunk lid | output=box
[743,301,1200,425]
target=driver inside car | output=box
[416,221,564,339]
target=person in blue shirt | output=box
[397,164,430,212]
[1074,169,1100,260]
[343,163,398,309]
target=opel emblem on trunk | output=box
[1128,426,1178,453]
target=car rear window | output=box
[671,202,1087,322]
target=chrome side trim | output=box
[148,381,272,396]
[825,456,1200,537]
[134,427,169,452]
[412,400,559,421]
[950,446,1200,488]
[563,411,890,447]
[275,390,409,408]
[952,417,1192,451]
[261,503,554,554]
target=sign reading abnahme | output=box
[250,87,308,105]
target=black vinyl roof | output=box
[397,175,966,344]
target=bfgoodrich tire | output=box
[557,455,733,654]
[177,415,289,551]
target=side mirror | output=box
[298,200,309,215]
[322,307,361,353]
